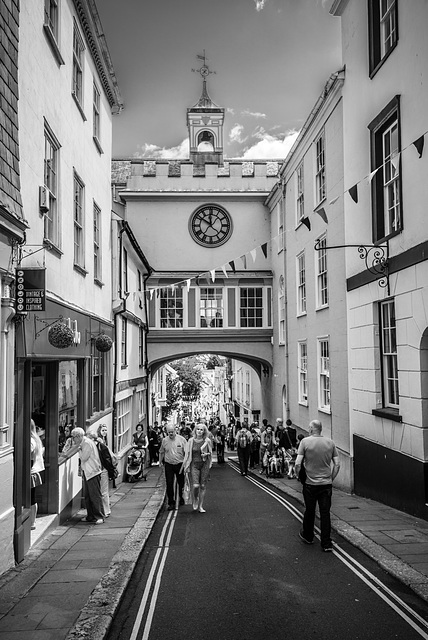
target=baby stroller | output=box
[125,446,147,482]
[265,446,285,478]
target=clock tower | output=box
[187,53,225,167]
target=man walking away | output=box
[295,420,340,552]
[159,425,187,510]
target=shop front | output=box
[14,299,113,562]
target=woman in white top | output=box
[30,419,45,530]
[182,423,212,513]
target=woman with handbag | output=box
[182,423,212,513]
[30,419,45,530]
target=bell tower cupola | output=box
[187,52,225,166]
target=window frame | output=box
[43,123,61,247]
[315,235,328,309]
[199,287,224,328]
[298,341,308,406]
[121,316,128,367]
[93,82,103,153]
[296,161,305,225]
[160,288,183,328]
[73,171,85,269]
[93,201,102,284]
[368,95,402,243]
[318,337,331,413]
[240,287,263,328]
[115,395,132,452]
[72,21,86,117]
[379,299,399,409]
[315,130,326,206]
[277,201,284,252]
[278,275,285,344]
[368,0,399,77]
[297,251,306,316]
[43,0,64,64]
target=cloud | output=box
[227,107,235,115]
[254,0,267,10]
[241,129,300,159]
[229,124,248,144]
[241,109,267,119]
[133,138,189,159]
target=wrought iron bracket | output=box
[314,240,389,294]
[34,315,65,340]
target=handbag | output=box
[183,473,192,505]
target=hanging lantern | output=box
[48,322,74,349]
[95,333,113,352]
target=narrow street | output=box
[107,463,428,640]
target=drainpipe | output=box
[142,268,151,431]
[112,222,127,450]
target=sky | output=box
[97,0,342,160]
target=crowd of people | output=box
[51,411,340,552]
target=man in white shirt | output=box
[159,425,187,510]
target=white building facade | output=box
[13,0,122,561]
[331,0,428,516]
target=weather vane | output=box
[192,50,216,79]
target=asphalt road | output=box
[107,463,428,640]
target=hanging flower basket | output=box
[48,322,74,349]
[95,333,113,352]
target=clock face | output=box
[189,205,233,247]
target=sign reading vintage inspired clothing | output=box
[15,268,46,313]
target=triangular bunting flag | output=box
[301,216,311,231]
[329,196,339,206]
[150,289,154,300]
[186,279,191,292]
[171,283,175,293]
[210,269,216,283]
[240,255,247,269]
[229,260,236,273]
[367,167,380,183]
[156,289,160,298]
[413,134,425,158]
[348,184,358,203]
[317,207,328,224]
[221,264,229,278]
[391,152,400,173]
[261,243,268,258]
[250,248,257,263]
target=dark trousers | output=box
[164,462,184,505]
[149,446,159,464]
[302,483,332,548]
[237,445,251,475]
[83,473,105,520]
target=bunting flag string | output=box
[143,129,427,294]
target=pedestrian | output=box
[283,419,298,478]
[30,419,45,530]
[216,423,226,463]
[148,422,160,465]
[249,424,261,469]
[159,424,187,510]
[133,423,148,451]
[182,423,213,512]
[235,421,253,475]
[260,424,276,474]
[180,421,192,441]
[295,420,340,552]
[60,427,105,524]
[93,424,117,517]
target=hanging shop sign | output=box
[15,268,46,313]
